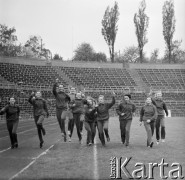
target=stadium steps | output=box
[128,69,148,92]
[0,75,17,88]
[53,66,77,88]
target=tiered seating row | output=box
[0,63,68,88]
[60,66,137,90]
[136,69,185,90]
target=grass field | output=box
[0,116,185,180]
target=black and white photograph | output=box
[0,0,185,179]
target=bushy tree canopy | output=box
[115,46,139,63]
[0,24,21,56]
[73,42,107,62]
[24,36,51,59]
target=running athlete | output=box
[140,97,157,148]
[149,90,168,144]
[95,92,115,146]
[116,94,136,147]
[67,86,76,142]
[84,98,97,146]
[0,97,20,149]
[28,91,49,148]
[70,92,87,144]
[53,79,71,141]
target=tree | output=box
[53,54,60,60]
[93,52,107,62]
[40,48,52,59]
[150,49,159,63]
[134,0,149,63]
[24,35,42,58]
[53,53,63,60]
[115,46,140,63]
[162,0,175,63]
[0,24,21,56]
[102,1,119,63]
[73,42,95,61]
[163,40,185,64]
[24,36,51,59]
[122,46,140,63]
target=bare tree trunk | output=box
[109,47,112,63]
[139,49,143,63]
[168,46,171,63]
[112,45,114,63]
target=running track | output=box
[0,117,61,180]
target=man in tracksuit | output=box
[0,97,20,149]
[116,94,136,147]
[150,91,168,144]
[28,91,49,148]
[140,97,157,148]
[95,92,115,146]
[70,92,87,144]
[53,79,71,141]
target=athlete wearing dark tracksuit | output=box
[70,98,87,143]
[28,94,49,148]
[96,96,115,146]
[0,102,20,149]
[84,102,97,145]
[116,94,136,147]
[53,82,71,141]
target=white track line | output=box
[0,122,57,140]
[93,138,99,180]
[9,138,61,180]
[0,122,58,153]
[0,147,11,153]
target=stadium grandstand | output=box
[0,56,185,118]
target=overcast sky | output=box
[0,0,185,60]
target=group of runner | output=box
[0,78,168,149]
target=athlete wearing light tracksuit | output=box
[151,92,168,143]
[140,97,157,148]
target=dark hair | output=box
[124,94,131,99]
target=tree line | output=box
[0,0,184,63]
[0,26,52,60]
[101,0,184,64]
